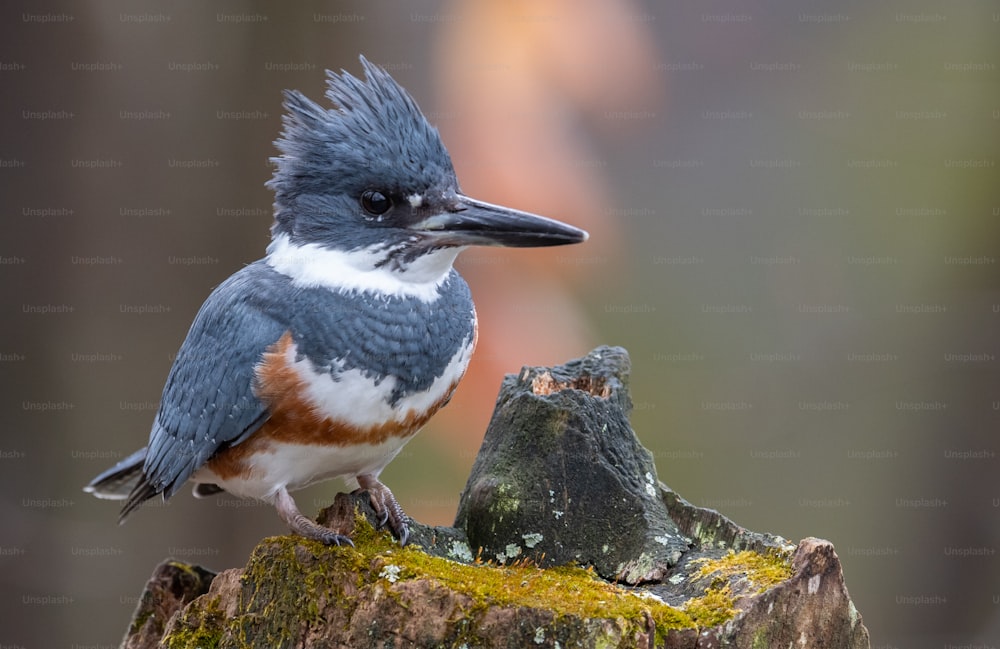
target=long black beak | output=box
[413,195,588,248]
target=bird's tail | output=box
[83,447,159,523]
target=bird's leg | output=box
[273,486,354,546]
[355,474,409,546]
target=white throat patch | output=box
[266,233,463,302]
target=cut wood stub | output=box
[456,345,690,583]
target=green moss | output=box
[227,532,373,647]
[341,514,696,640]
[163,596,224,649]
[683,586,737,627]
[139,562,216,646]
[226,513,700,642]
[127,592,154,635]
[678,549,793,631]
[752,626,772,649]
[163,513,792,646]
[692,549,793,594]
[165,560,207,577]
[486,482,521,523]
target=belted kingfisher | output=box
[85,56,587,546]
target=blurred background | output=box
[2,0,998,646]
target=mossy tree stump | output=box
[121,347,870,648]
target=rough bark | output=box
[118,346,870,648]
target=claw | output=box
[318,531,355,547]
[376,508,390,529]
[274,487,354,546]
[394,522,410,547]
[357,474,410,545]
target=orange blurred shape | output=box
[426,0,663,462]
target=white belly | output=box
[193,435,413,502]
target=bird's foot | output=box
[356,474,409,546]
[274,487,354,547]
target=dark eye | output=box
[361,190,392,216]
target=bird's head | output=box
[266,56,587,289]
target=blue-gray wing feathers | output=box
[138,265,286,504]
